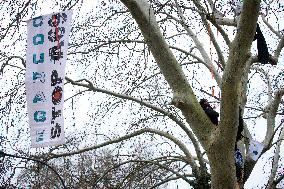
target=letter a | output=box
[33,92,46,103]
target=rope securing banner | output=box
[25,10,72,148]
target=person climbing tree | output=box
[199,98,219,125]
[235,108,245,188]
[235,145,244,188]
[254,23,277,65]
[236,108,244,142]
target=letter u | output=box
[33,53,44,64]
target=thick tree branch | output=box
[65,76,205,169]
[119,0,214,151]
[263,88,284,146]
[266,127,284,189]
[274,35,284,60]
[47,127,199,174]
[206,1,260,188]
[250,66,275,147]
[220,0,260,144]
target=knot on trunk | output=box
[171,94,186,109]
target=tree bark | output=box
[207,140,237,188]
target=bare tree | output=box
[17,149,178,189]
[1,0,284,188]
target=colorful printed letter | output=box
[33,53,44,64]
[34,111,47,122]
[33,34,44,45]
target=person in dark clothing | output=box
[235,108,245,185]
[235,145,244,183]
[199,99,219,125]
[236,108,244,142]
[254,23,277,65]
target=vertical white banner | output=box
[26,10,72,148]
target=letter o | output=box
[33,34,44,45]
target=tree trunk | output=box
[119,1,261,188]
[207,140,237,189]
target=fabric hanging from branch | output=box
[254,23,276,65]
[249,140,264,161]
[26,10,73,148]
